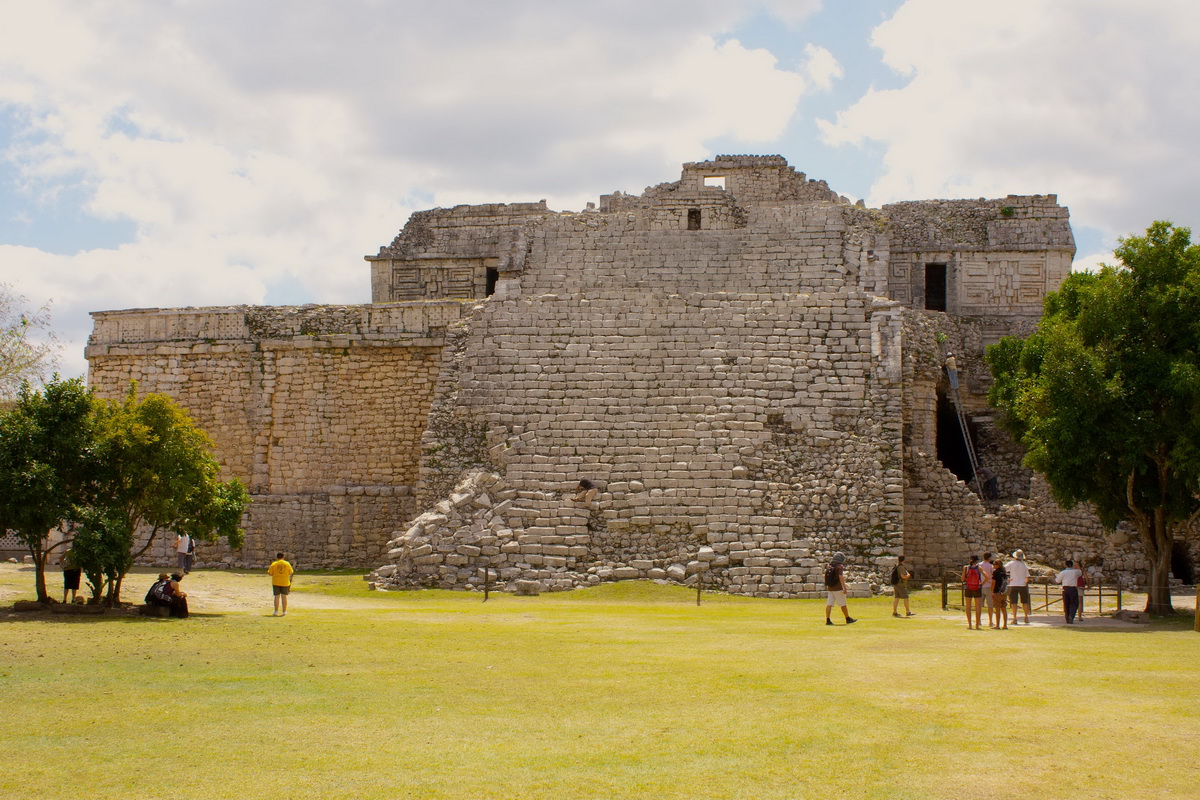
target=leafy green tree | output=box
[0,378,99,602]
[987,221,1200,615]
[80,387,249,603]
[0,283,60,399]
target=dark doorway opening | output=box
[936,392,975,484]
[687,208,702,230]
[1171,541,1195,584]
[485,267,499,296]
[925,263,947,311]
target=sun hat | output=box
[832,552,846,564]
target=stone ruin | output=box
[87,155,1193,594]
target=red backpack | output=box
[965,565,982,591]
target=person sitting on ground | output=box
[145,573,173,609]
[990,556,1009,629]
[572,478,598,505]
[166,572,189,619]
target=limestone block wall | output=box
[86,303,463,568]
[375,289,906,597]
[518,204,887,298]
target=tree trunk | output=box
[1143,508,1175,616]
[30,544,49,603]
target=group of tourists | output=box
[144,572,189,618]
[962,549,1088,628]
[827,548,1091,628]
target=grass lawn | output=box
[1,565,1197,800]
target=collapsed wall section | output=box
[375,289,906,596]
[86,303,464,568]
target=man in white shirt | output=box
[978,551,996,627]
[1006,549,1031,625]
[1054,559,1084,624]
[175,533,193,574]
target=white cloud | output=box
[819,0,1200,241]
[1071,251,1115,274]
[0,0,823,378]
[801,44,843,92]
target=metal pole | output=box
[1193,586,1199,632]
[696,569,702,606]
[941,574,949,609]
[482,566,489,602]
[1117,586,1122,612]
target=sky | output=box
[2,0,1198,379]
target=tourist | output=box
[824,552,857,625]
[979,550,995,627]
[962,554,984,629]
[1055,559,1084,624]
[174,533,194,574]
[1006,549,1032,625]
[268,552,294,616]
[166,572,189,618]
[891,555,914,617]
[61,546,81,604]
[990,556,1008,629]
[572,478,598,505]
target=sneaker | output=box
[846,617,857,624]
[826,619,833,626]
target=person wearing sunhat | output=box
[824,552,857,625]
[1006,549,1031,625]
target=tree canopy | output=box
[0,380,249,604]
[987,221,1200,614]
[0,284,60,399]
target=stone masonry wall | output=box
[86,303,464,568]
[374,288,906,597]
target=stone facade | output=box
[87,155,1187,590]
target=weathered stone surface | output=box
[87,155,1171,593]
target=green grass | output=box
[1,566,1198,800]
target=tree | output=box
[0,284,60,399]
[987,221,1200,615]
[78,387,249,603]
[0,378,99,602]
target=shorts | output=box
[826,590,847,607]
[1009,586,1030,604]
[272,585,291,596]
[992,592,1007,609]
[964,588,982,599]
[63,568,81,591]
[982,589,994,607]
[893,584,909,599]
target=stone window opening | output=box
[703,176,726,190]
[925,263,948,311]
[935,391,975,484]
[485,267,499,297]
[687,208,702,230]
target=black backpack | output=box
[824,564,842,589]
[889,566,900,586]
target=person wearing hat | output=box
[824,552,857,625]
[166,572,189,619]
[1005,549,1031,624]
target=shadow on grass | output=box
[0,605,227,624]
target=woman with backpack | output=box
[962,555,985,629]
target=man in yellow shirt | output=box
[267,553,294,616]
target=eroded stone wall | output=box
[87,303,463,568]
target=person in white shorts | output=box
[824,552,857,626]
[978,551,995,626]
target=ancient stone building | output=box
[87,156,1164,594]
